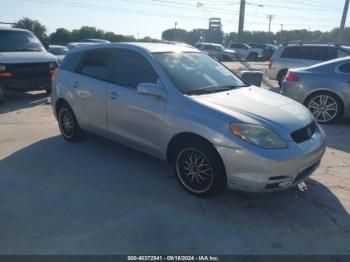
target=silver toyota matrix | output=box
[51,43,326,197]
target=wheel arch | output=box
[55,98,72,116]
[166,132,221,162]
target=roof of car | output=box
[69,42,200,54]
[0,27,31,32]
[281,43,350,48]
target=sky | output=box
[0,0,348,39]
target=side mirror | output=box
[137,81,166,99]
[241,71,264,87]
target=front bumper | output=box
[215,125,326,192]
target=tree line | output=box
[13,18,159,45]
[12,17,350,47]
[162,27,350,46]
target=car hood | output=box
[189,86,313,137]
[0,51,57,64]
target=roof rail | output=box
[282,41,341,47]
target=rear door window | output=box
[281,47,301,59]
[78,48,114,81]
[111,49,158,89]
[281,46,327,60]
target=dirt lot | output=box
[0,62,350,255]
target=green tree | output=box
[13,17,47,42]
[71,26,105,42]
[49,28,72,45]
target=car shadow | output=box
[0,91,50,114]
[320,119,350,154]
[0,134,349,254]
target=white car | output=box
[229,43,263,60]
[196,43,237,61]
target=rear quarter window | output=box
[60,52,83,72]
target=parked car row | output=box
[195,42,277,61]
[1,27,345,197]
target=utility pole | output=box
[339,0,350,43]
[280,24,283,32]
[267,15,274,33]
[238,0,245,42]
[175,22,178,29]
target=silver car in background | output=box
[196,43,237,61]
[282,57,350,123]
[49,45,68,64]
[267,43,350,87]
[52,43,326,196]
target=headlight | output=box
[0,65,6,72]
[49,62,57,69]
[230,123,288,149]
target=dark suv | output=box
[0,27,57,103]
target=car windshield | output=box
[154,52,246,95]
[50,47,68,55]
[0,30,44,52]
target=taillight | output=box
[268,59,273,69]
[51,68,59,80]
[285,71,299,81]
[0,72,12,78]
[0,64,12,78]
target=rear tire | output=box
[305,92,343,124]
[57,103,85,142]
[277,69,288,87]
[170,138,226,197]
[249,52,258,61]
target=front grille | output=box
[7,63,51,79]
[291,121,316,143]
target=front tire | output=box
[305,92,343,124]
[249,52,258,61]
[57,103,85,142]
[171,139,226,197]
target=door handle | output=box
[344,80,350,84]
[109,92,119,100]
[73,82,80,88]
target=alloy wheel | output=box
[176,148,214,194]
[307,95,338,123]
[59,108,74,138]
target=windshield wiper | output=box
[185,85,238,96]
